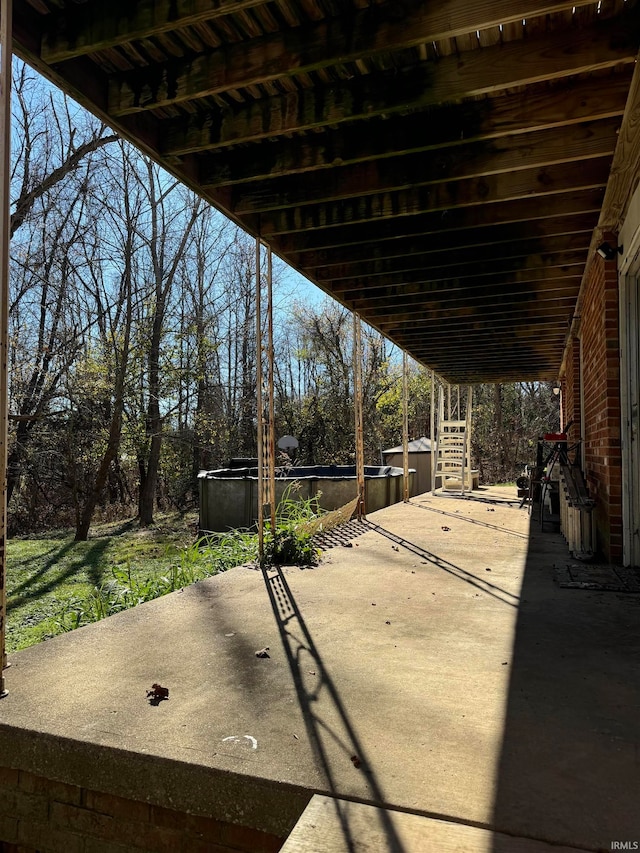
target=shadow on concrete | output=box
[362,520,520,608]
[261,563,407,853]
[410,499,529,540]
[491,514,640,850]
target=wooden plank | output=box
[356,284,581,312]
[173,68,632,158]
[326,254,586,294]
[41,0,269,63]
[374,316,571,334]
[229,118,618,214]
[364,300,578,328]
[111,12,640,115]
[272,191,604,252]
[280,796,592,853]
[199,72,631,185]
[392,329,572,351]
[45,0,600,64]
[258,158,609,236]
[336,267,584,300]
[291,217,595,269]
[312,233,590,281]
[350,286,582,316]
[559,44,640,376]
[319,252,586,292]
[599,46,640,230]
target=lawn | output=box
[5,513,257,653]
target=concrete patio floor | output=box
[1,486,639,851]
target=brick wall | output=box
[0,766,284,853]
[562,336,581,439]
[575,250,623,562]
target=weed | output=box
[261,482,324,567]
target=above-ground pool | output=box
[198,464,415,532]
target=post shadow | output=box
[361,519,520,608]
[261,562,407,853]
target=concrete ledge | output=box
[280,796,593,853]
[0,725,310,838]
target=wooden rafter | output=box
[229,119,618,214]
[108,7,638,115]
[9,0,640,383]
[199,73,632,187]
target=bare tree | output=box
[134,162,205,526]
[73,142,141,540]
[10,61,117,238]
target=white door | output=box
[620,268,640,567]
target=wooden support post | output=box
[353,313,365,518]
[402,351,409,502]
[430,370,436,494]
[255,236,264,560]
[466,385,473,490]
[266,246,276,533]
[0,0,11,698]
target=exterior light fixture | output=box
[596,241,622,260]
[552,383,561,396]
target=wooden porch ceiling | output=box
[10,0,640,383]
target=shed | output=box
[382,438,433,496]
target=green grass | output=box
[6,490,326,653]
[5,513,257,653]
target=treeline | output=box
[7,64,559,538]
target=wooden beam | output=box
[355,284,581,315]
[315,240,589,284]
[413,351,566,370]
[424,350,565,365]
[42,0,270,63]
[118,11,640,118]
[312,233,590,282]
[387,324,570,345]
[290,216,595,270]
[260,159,610,236]
[336,265,584,301]
[199,73,632,186]
[229,118,618,215]
[367,300,577,329]
[332,254,585,300]
[43,0,602,64]
[599,55,640,231]
[272,191,604,253]
[418,360,562,381]
[166,64,633,156]
[349,281,582,315]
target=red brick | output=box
[150,804,189,831]
[19,772,82,806]
[83,838,141,853]
[221,822,283,853]
[0,790,48,824]
[132,824,185,853]
[568,255,623,563]
[18,819,84,853]
[50,801,114,838]
[0,845,37,853]
[0,815,18,844]
[0,769,19,789]
[185,813,227,840]
[83,790,150,824]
